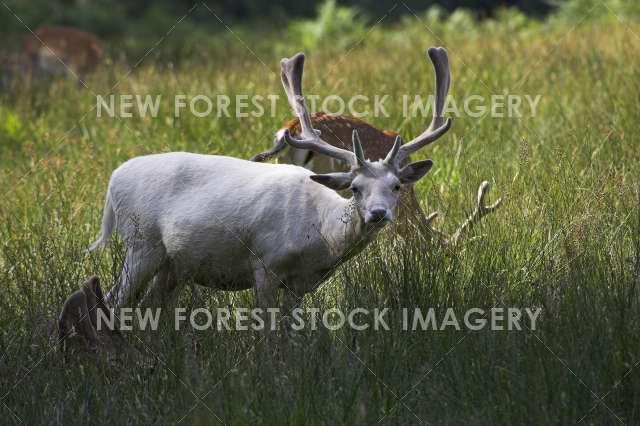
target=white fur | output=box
[91,152,380,310]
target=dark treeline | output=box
[173,0,553,20]
[0,0,554,39]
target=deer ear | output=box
[398,160,433,184]
[87,276,103,299]
[310,172,353,191]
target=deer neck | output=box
[318,196,380,263]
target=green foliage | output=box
[0,107,23,151]
[552,0,640,22]
[289,0,371,51]
[484,7,538,33]
[444,8,477,34]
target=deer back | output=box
[280,112,399,173]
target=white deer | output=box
[90,48,451,323]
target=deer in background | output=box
[251,48,501,244]
[89,48,451,331]
[1,26,103,87]
[23,26,103,80]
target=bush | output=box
[288,0,370,51]
[552,0,640,22]
[0,108,23,151]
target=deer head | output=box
[280,48,451,227]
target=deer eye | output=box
[393,184,401,192]
[350,186,360,194]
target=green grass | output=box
[1,14,640,425]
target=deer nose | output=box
[366,208,388,224]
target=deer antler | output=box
[280,53,357,166]
[427,181,502,245]
[396,47,452,165]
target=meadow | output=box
[1,5,639,425]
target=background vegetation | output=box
[1,0,639,424]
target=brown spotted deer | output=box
[23,26,103,79]
[252,48,500,244]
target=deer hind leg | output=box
[135,260,183,344]
[107,242,166,310]
[141,260,184,310]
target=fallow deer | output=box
[89,48,451,331]
[58,276,108,352]
[252,49,500,243]
[23,26,103,79]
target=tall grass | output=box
[1,10,639,425]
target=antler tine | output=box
[397,47,452,163]
[280,53,315,138]
[450,181,503,245]
[280,53,356,165]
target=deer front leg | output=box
[107,243,166,310]
[252,266,279,334]
[281,288,306,345]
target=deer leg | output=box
[136,261,183,344]
[141,260,184,309]
[281,289,305,345]
[252,266,279,334]
[107,243,166,310]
